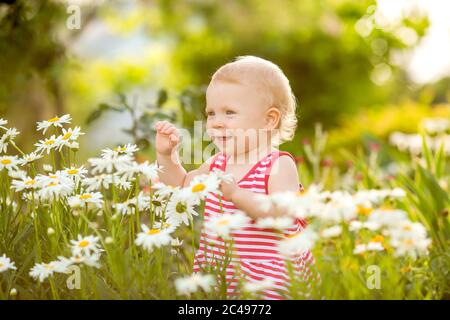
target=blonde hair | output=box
[210,55,298,144]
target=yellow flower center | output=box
[47,182,58,187]
[62,132,72,140]
[25,180,36,185]
[0,263,4,268]
[403,225,412,231]
[357,205,373,215]
[67,169,78,175]
[79,194,92,200]
[146,229,161,235]
[45,140,55,145]
[49,175,57,179]
[371,235,384,243]
[114,146,126,153]
[47,117,60,123]
[78,240,90,248]
[192,183,206,193]
[44,263,54,270]
[403,239,413,246]
[217,219,230,226]
[163,223,171,228]
[1,159,11,165]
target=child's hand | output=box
[220,176,239,200]
[154,121,180,156]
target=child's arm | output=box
[155,121,213,188]
[221,156,300,219]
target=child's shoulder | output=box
[267,149,300,193]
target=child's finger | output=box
[169,134,179,143]
[163,126,176,135]
[159,122,171,133]
[154,120,166,130]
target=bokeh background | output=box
[1,0,449,171]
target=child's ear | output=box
[265,107,281,129]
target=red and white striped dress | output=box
[193,150,316,300]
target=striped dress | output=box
[193,150,316,300]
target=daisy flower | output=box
[34,135,61,154]
[278,228,318,257]
[68,192,103,209]
[320,225,343,238]
[187,174,221,202]
[175,273,216,296]
[165,190,199,226]
[255,216,296,230]
[152,182,179,198]
[11,175,38,192]
[102,144,139,157]
[0,128,20,153]
[118,160,161,181]
[69,253,102,268]
[135,224,173,252]
[243,278,276,294]
[204,211,251,240]
[0,155,20,172]
[0,254,17,273]
[56,127,84,150]
[88,153,133,174]
[63,165,88,181]
[18,152,43,166]
[0,118,7,127]
[70,235,102,256]
[29,259,70,282]
[36,174,74,201]
[36,114,71,134]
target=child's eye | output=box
[226,110,235,115]
[206,111,215,117]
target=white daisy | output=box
[36,174,74,201]
[88,153,133,174]
[118,160,161,181]
[0,128,20,153]
[29,262,56,282]
[0,155,20,172]
[0,118,7,126]
[56,127,84,150]
[278,228,318,257]
[204,211,251,240]
[11,175,38,192]
[243,278,276,294]
[68,192,103,209]
[34,135,61,154]
[70,235,102,256]
[18,152,43,166]
[69,253,101,268]
[367,208,408,228]
[187,174,221,202]
[102,144,139,157]
[63,165,88,181]
[28,259,70,282]
[255,216,296,230]
[321,225,343,238]
[153,182,179,199]
[0,254,17,273]
[175,273,216,296]
[165,190,199,226]
[36,114,72,134]
[135,224,173,252]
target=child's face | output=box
[205,81,273,156]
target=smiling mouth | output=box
[215,136,232,142]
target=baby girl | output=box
[155,56,315,299]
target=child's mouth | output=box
[216,136,232,143]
